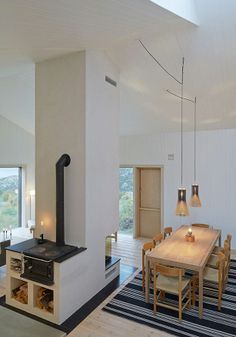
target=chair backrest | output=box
[217,252,226,285]
[153,233,163,246]
[154,264,184,277]
[223,240,230,262]
[143,241,155,251]
[191,223,209,228]
[154,264,184,292]
[142,241,155,271]
[164,227,173,238]
[226,234,232,252]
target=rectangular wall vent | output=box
[168,154,174,160]
[105,76,117,87]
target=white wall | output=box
[0,115,35,226]
[0,65,35,134]
[120,128,236,248]
[35,51,86,243]
[35,50,119,318]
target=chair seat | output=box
[212,246,223,254]
[204,267,218,283]
[207,254,218,268]
[156,275,190,294]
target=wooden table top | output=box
[146,225,221,271]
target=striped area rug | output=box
[103,260,236,337]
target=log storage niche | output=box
[35,286,54,314]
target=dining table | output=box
[145,225,221,318]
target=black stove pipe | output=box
[56,154,71,246]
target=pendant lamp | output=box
[189,97,201,207]
[176,58,189,216]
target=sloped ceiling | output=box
[0,0,193,73]
[0,0,194,134]
[108,0,236,134]
[0,65,35,134]
[1,0,236,135]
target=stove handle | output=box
[24,256,53,263]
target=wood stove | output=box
[20,154,82,285]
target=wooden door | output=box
[137,168,161,238]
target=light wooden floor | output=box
[1,233,234,337]
[68,233,173,337]
[111,233,149,267]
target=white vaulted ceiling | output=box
[0,0,194,133]
[108,0,236,134]
[0,0,193,73]
[0,0,236,135]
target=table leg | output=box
[219,233,221,247]
[198,269,203,318]
[145,258,150,303]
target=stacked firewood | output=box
[10,258,22,273]
[12,283,28,304]
[36,287,54,313]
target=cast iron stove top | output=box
[23,240,78,261]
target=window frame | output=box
[0,166,23,228]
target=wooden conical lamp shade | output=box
[189,184,201,207]
[176,188,189,216]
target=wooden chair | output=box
[153,233,163,246]
[142,241,155,291]
[223,241,230,286]
[153,264,192,321]
[107,232,118,242]
[210,235,232,279]
[226,234,232,269]
[163,227,173,239]
[191,224,209,229]
[193,252,226,311]
[213,233,232,260]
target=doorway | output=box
[134,167,162,238]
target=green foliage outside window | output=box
[119,168,133,234]
[0,175,19,231]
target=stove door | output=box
[21,256,54,285]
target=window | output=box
[0,167,22,231]
[119,168,134,235]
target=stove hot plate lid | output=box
[23,240,78,261]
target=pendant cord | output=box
[181,58,184,187]
[194,97,197,183]
[138,39,186,188]
[166,89,194,103]
[138,39,182,85]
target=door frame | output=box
[120,165,164,238]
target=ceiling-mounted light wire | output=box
[175,58,189,216]
[138,39,189,215]
[166,89,195,103]
[166,90,202,207]
[190,97,201,207]
[138,39,182,85]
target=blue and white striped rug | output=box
[103,260,236,337]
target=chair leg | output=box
[218,286,222,311]
[179,291,182,321]
[153,281,157,314]
[188,283,192,309]
[142,270,145,291]
[192,278,196,306]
